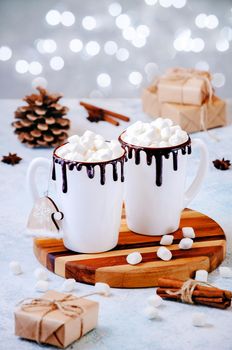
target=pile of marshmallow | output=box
[56,130,123,162]
[122,118,188,147]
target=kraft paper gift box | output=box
[154,67,213,106]
[15,290,99,348]
[142,88,226,133]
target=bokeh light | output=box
[104,41,118,55]
[85,41,101,56]
[144,0,157,5]
[61,11,75,26]
[15,60,29,74]
[32,77,48,88]
[195,61,209,71]
[116,14,131,29]
[97,73,111,87]
[216,38,229,52]
[45,10,61,26]
[212,73,226,88]
[50,56,64,70]
[82,16,96,30]
[69,39,83,53]
[0,46,12,61]
[29,61,43,75]
[116,48,129,61]
[108,2,122,17]
[129,71,143,85]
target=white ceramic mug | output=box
[119,134,208,236]
[27,146,126,253]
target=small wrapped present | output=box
[153,67,213,106]
[142,88,226,133]
[15,290,99,348]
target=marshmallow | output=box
[157,247,172,261]
[160,235,174,246]
[195,269,208,282]
[34,268,48,281]
[179,238,193,250]
[9,261,22,275]
[182,227,195,239]
[35,280,49,292]
[56,130,123,163]
[144,306,160,319]
[147,294,163,307]
[192,312,206,327]
[61,278,76,292]
[94,282,111,296]
[126,252,142,265]
[219,266,232,278]
[123,119,188,148]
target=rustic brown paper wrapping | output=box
[15,290,99,348]
[155,68,212,106]
[142,88,226,133]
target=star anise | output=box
[213,158,231,171]
[1,153,22,165]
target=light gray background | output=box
[0,0,231,98]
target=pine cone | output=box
[12,86,70,148]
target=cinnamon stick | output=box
[103,115,120,126]
[80,101,130,122]
[157,287,227,299]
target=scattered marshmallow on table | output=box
[160,235,174,246]
[219,266,232,278]
[35,280,49,292]
[147,294,163,307]
[123,119,188,148]
[56,130,123,162]
[126,252,142,265]
[157,247,172,261]
[182,227,195,239]
[192,312,206,327]
[195,269,208,282]
[179,237,193,250]
[144,306,160,320]
[94,282,111,296]
[61,278,76,292]
[9,261,22,275]
[34,267,48,281]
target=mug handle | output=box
[27,157,51,201]
[183,138,208,209]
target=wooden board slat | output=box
[33,209,226,288]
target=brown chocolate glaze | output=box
[119,134,191,187]
[52,145,126,193]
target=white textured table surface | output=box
[1,99,232,350]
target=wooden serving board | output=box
[34,209,226,288]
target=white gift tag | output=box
[27,196,63,236]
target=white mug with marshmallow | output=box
[27,131,126,253]
[119,119,208,236]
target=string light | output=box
[97,73,111,87]
[15,60,29,74]
[104,41,118,55]
[61,11,75,26]
[0,46,12,61]
[82,16,96,30]
[85,41,100,56]
[69,39,83,52]
[128,71,143,85]
[50,56,64,70]
[45,10,61,26]
[116,48,129,61]
[108,2,122,17]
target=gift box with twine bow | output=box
[14,290,99,348]
[142,67,227,133]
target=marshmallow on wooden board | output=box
[182,227,195,239]
[195,269,208,282]
[9,261,23,275]
[219,266,232,278]
[35,280,49,292]
[157,247,172,261]
[34,268,48,281]
[192,312,206,327]
[147,294,163,307]
[61,278,76,292]
[126,252,142,265]
[160,235,174,246]
[179,238,193,250]
[144,306,160,320]
[94,282,111,296]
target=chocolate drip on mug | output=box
[52,150,125,193]
[119,136,191,187]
